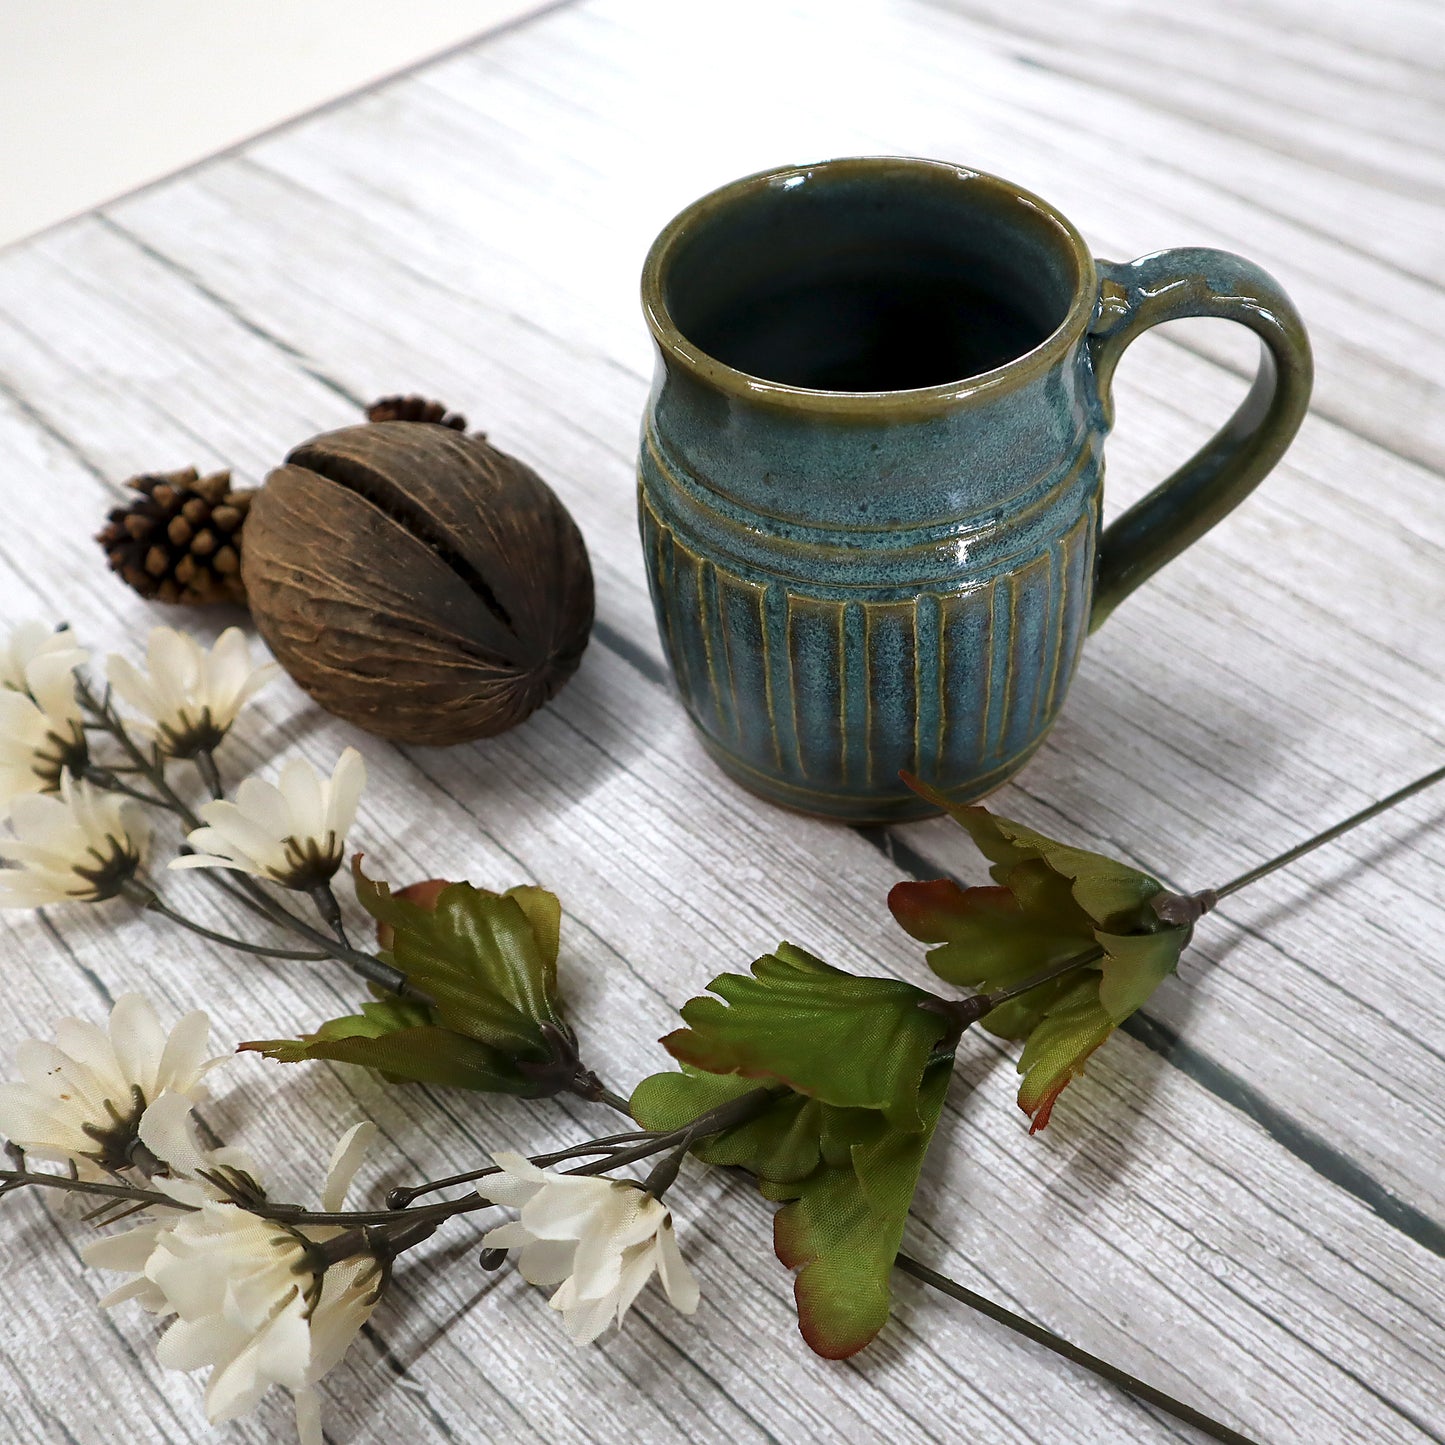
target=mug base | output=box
[695,732,1043,825]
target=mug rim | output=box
[641,156,1099,416]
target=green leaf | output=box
[352,859,565,1056]
[633,1066,827,1182]
[887,862,1095,1041]
[660,942,951,1129]
[763,1063,951,1357]
[899,778,1163,931]
[635,1057,952,1357]
[1097,925,1188,1023]
[345,996,437,1035]
[1015,977,1115,1132]
[890,790,1189,1128]
[248,865,576,1098]
[631,1066,890,1184]
[241,1024,551,1095]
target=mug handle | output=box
[1086,248,1313,631]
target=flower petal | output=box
[516,1237,577,1287]
[320,1121,376,1212]
[138,1092,210,1176]
[653,1217,700,1314]
[107,994,166,1097]
[559,1290,618,1345]
[326,748,367,837]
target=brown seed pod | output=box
[241,422,593,745]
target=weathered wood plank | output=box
[0,0,1441,1441]
[28,13,1436,1208]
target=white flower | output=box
[0,633,90,815]
[106,625,279,758]
[0,993,215,1172]
[170,748,366,890]
[86,1112,382,1445]
[0,620,88,695]
[480,1152,700,1343]
[0,774,148,908]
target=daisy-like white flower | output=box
[87,1105,383,1445]
[0,993,215,1173]
[106,625,279,758]
[169,748,366,891]
[480,1152,700,1344]
[0,620,88,695]
[0,773,148,908]
[0,641,90,815]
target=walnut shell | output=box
[241,422,593,745]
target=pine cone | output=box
[96,468,254,606]
[366,394,467,430]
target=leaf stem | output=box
[1212,760,1445,901]
[892,1253,1261,1445]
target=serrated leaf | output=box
[889,863,1094,1040]
[353,859,565,1055]
[762,1063,951,1357]
[900,776,1163,931]
[892,787,1189,1128]
[241,1024,551,1095]
[660,942,950,1129]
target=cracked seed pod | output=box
[241,421,593,745]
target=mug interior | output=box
[658,161,1085,394]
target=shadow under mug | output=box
[637,157,1312,823]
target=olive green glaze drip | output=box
[638,158,1313,823]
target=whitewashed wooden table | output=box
[1,1,1442,1441]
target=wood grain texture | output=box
[0,1,1441,1442]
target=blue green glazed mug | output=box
[637,158,1312,823]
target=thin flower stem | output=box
[0,1168,194,1213]
[138,893,332,962]
[564,1088,779,1179]
[76,676,204,830]
[1212,760,1445,900]
[82,768,170,809]
[310,883,353,949]
[195,750,225,801]
[387,1132,655,1206]
[77,681,420,994]
[892,1253,1262,1445]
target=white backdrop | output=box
[0,0,547,248]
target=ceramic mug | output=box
[637,157,1312,823]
